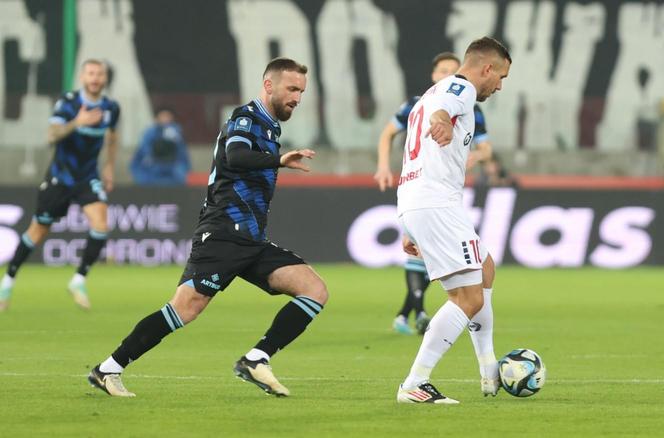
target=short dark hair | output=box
[465,37,512,64]
[263,57,308,77]
[431,52,461,69]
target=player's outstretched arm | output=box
[425,110,453,146]
[280,149,315,172]
[374,121,400,191]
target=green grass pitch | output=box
[1,264,663,437]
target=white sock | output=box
[468,288,498,379]
[1,274,15,289]
[99,356,124,374]
[70,273,86,285]
[245,348,270,362]
[402,300,469,389]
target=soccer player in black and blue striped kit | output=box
[0,59,119,311]
[88,58,328,398]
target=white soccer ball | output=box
[498,348,546,397]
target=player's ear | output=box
[263,77,273,95]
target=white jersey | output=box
[397,75,476,214]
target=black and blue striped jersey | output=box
[195,99,282,242]
[48,90,120,186]
[392,96,421,132]
[472,104,488,144]
[392,95,489,145]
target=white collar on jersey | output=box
[252,98,280,127]
[79,89,103,106]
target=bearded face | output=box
[267,70,306,122]
[80,63,107,97]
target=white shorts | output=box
[399,207,487,280]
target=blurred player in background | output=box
[0,59,119,311]
[374,52,492,335]
[395,37,511,404]
[88,57,328,398]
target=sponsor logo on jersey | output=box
[235,116,252,132]
[202,232,211,242]
[464,132,473,146]
[447,82,465,96]
[398,168,422,186]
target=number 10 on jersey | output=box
[404,106,424,162]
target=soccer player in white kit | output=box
[396,37,511,404]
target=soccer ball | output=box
[498,348,546,397]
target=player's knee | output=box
[441,269,483,316]
[170,287,210,324]
[467,290,484,315]
[452,288,483,317]
[172,297,206,324]
[303,279,329,306]
[27,222,50,244]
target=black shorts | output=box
[34,177,107,225]
[178,231,306,297]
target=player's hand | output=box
[102,163,114,192]
[402,235,420,257]
[74,105,103,127]
[373,167,394,192]
[280,149,315,172]
[424,121,453,146]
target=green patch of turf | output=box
[1,265,663,436]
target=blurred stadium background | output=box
[1,0,662,269]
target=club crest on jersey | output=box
[447,83,465,96]
[103,110,111,124]
[235,116,252,132]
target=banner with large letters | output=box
[1,0,663,151]
[0,186,661,267]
